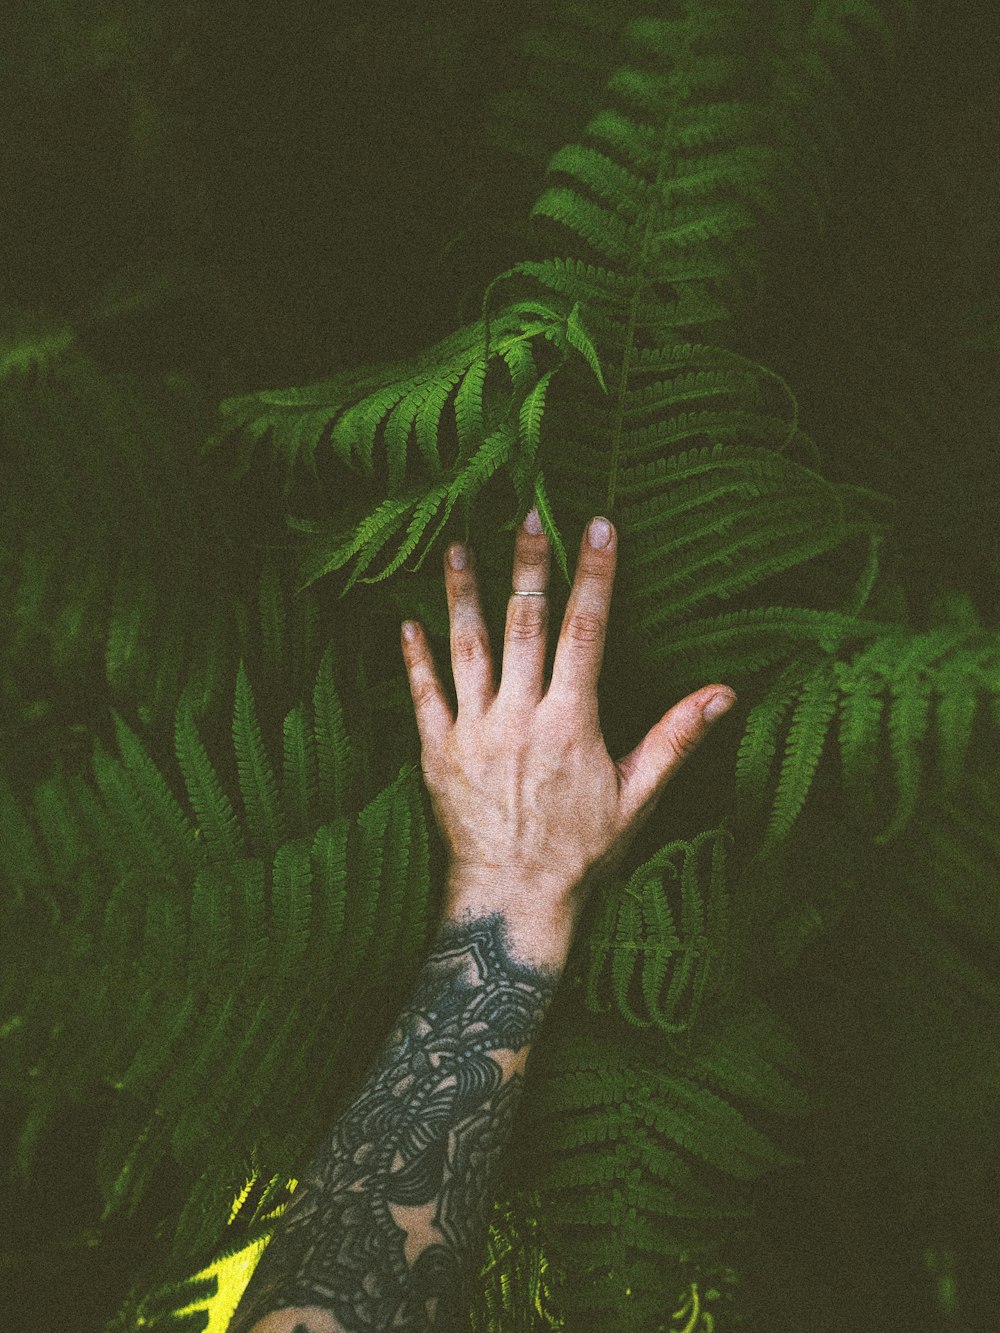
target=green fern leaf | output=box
[834,656,885,825]
[228,857,269,996]
[916,767,1000,946]
[453,352,487,463]
[609,885,655,1029]
[233,658,287,858]
[97,1102,169,1225]
[565,301,609,393]
[344,765,423,989]
[310,819,351,985]
[332,779,394,988]
[647,1076,800,1181]
[293,493,419,594]
[407,426,518,577]
[761,659,840,853]
[517,370,555,492]
[109,710,205,881]
[282,703,319,837]
[544,142,653,221]
[312,644,356,816]
[491,257,638,313]
[875,673,934,847]
[686,996,815,1118]
[155,995,269,1198]
[653,604,885,677]
[221,996,307,1151]
[223,1001,333,1189]
[137,879,188,995]
[396,773,433,964]
[141,1004,219,1139]
[934,681,979,798]
[40,763,108,879]
[115,991,199,1104]
[187,865,233,995]
[269,836,313,995]
[0,319,75,384]
[529,470,571,587]
[734,660,807,830]
[361,483,464,587]
[530,186,632,263]
[639,883,687,1036]
[872,626,967,845]
[86,746,174,879]
[174,696,245,864]
[383,372,457,487]
[367,782,412,976]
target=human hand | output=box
[400,508,736,930]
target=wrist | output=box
[442,869,579,972]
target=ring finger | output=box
[445,541,496,717]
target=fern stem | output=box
[605,111,679,517]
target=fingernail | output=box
[523,505,542,534]
[448,543,467,570]
[588,516,612,549]
[402,621,418,642]
[702,689,736,721]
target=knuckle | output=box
[664,726,700,765]
[452,628,490,664]
[411,678,440,710]
[578,564,609,590]
[508,611,547,642]
[566,609,604,643]
[516,542,550,570]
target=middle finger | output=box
[497,509,552,707]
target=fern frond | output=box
[729,621,1000,859]
[518,368,557,492]
[268,836,314,996]
[760,659,840,853]
[734,660,809,831]
[530,186,634,264]
[281,703,319,838]
[686,995,817,1118]
[228,857,269,997]
[873,626,972,846]
[515,994,811,1327]
[583,827,736,1052]
[834,654,886,826]
[30,772,91,882]
[309,818,351,981]
[933,682,979,800]
[294,423,522,597]
[369,781,413,974]
[233,659,287,858]
[187,865,233,995]
[97,1101,170,1225]
[174,695,245,864]
[109,709,206,882]
[0,316,75,386]
[908,764,1000,951]
[653,604,887,677]
[312,643,357,816]
[207,307,536,496]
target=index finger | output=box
[547,516,616,709]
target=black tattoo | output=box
[226,911,562,1332]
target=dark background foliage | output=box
[2,1,999,1329]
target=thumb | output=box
[615,686,736,825]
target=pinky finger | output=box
[401,621,454,749]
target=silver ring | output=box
[511,589,546,596]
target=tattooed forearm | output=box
[226,907,566,1333]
